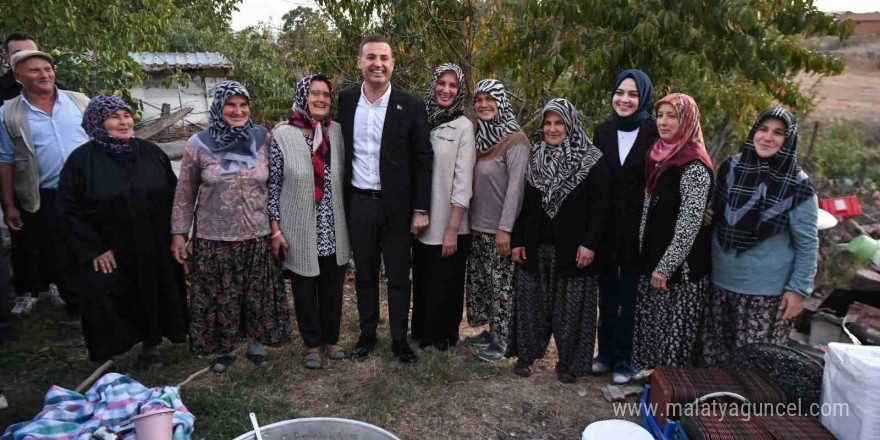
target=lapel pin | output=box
[397,104,403,110]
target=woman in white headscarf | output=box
[411,63,476,351]
[464,79,531,363]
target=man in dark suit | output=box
[337,34,433,364]
[1,33,39,105]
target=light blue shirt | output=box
[711,194,819,297]
[0,89,89,189]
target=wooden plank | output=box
[134,107,193,140]
[854,269,880,291]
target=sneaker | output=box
[612,363,637,384]
[38,284,65,307]
[612,372,632,384]
[11,295,37,315]
[591,360,612,375]
[463,330,493,347]
[477,342,504,363]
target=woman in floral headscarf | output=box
[268,73,350,370]
[631,93,713,371]
[410,63,475,351]
[56,95,188,366]
[465,79,531,363]
[171,81,291,373]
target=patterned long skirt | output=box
[506,245,599,378]
[465,231,514,344]
[189,236,292,355]
[632,275,709,371]
[701,284,790,367]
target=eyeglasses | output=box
[309,90,332,99]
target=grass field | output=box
[0,276,637,439]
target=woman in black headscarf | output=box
[56,95,188,366]
[591,69,658,384]
[171,81,291,373]
[703,108,818,366]
[508,98,611,382]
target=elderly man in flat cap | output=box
[0,50,90,319]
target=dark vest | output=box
[641,160,712,283]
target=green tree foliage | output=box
[807,120,879,183]
[0,0,238,109]
[315,0,853,155]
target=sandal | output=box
[303,350,322,370]
[324,344,346,361]
[211,355,236,374]
[246,352,271,368]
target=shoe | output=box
[612,372,632,384]
[591,360,612,375]
[513,360,533,377]
[246,352,271,368]
[11,295,37,315]
[38,284,65,307]
[391,340,419,365]
[463,330,493,347]
[324,344,346,361]
[612,363,637,384]
[211,355,236,373]
[556,363,576,384]
[477,342,504,363]
[302,350,322,370]
[351,334,377,362]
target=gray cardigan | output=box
[273,123,351,276]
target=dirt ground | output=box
[799,37,880,147]
[0,275,640,440]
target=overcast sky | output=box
[232,0,879,31]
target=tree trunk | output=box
[707,116,733,163]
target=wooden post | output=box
[806,121,820,160]
[161,103,171,118]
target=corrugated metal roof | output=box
[128,52,234,72]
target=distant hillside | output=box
[800,37,880,148]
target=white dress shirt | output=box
[351,83,392,190]
[616,127,640,166]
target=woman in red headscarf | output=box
[631,93,713,371]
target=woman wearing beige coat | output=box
[411,63,476,351]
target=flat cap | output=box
[10,50,53,71]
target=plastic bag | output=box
[821,343,880,440]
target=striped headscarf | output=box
[206,80,257,167]
[289,73,333,201]
[713,108,815,251]
[81,95,133,154]
[473,79,522,153]
[646,93,712,194]
[424,63,466,129]
[528,98,603,219]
